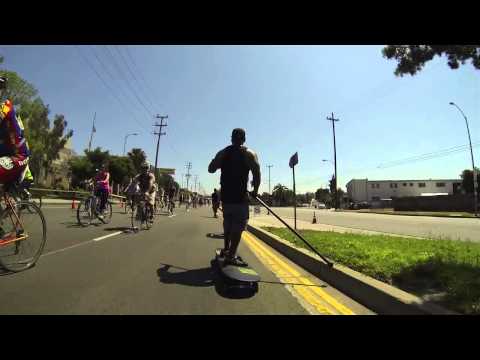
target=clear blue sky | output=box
[1,45,478,194]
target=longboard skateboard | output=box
[214,248,260,294]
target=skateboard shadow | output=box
[156,262,257,299]
[206,233,224,239]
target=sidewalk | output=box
[248,214,421,238]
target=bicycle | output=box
[76,189,113,226]
[123,194,135,215]
[131,193,153,231]
[0,182,47,272]
[154,195,164,216]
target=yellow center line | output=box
[243,235,334,315]
[243,232,355,315]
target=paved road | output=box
[0,205,371,315]
[256,207,479,241]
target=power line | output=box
[125,46,161,113]
[102,45,155,119]
[378,141,480,169]
[88,45,152,130]
[114,45,158,113]
[75,46,149,135]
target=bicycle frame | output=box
[0,193,28,247]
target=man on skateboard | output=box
[208,128,261,267]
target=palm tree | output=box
[272,184,289,206]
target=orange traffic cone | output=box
[312,211,317,224]
[71,195,77,210]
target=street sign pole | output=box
[293,165,297,230]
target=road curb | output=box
[340,210,476,219]
[247,224,458,315]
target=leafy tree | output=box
[109,156,135,185]
[19,98,50,178]
[315,188,331,204]
[382,45,480,77]
[272,184,295,206]
[85,147,110,171]
[69,156,95,188]
[0,68,38,106]
[460,168,480,195]
[43,114,73,182]
[128,148,147,174]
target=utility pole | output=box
[153,115,168,172]
[327,112,340,210]
[267,164,273,214]
[267,165,273,194]
[185,162,192,192]
[181,174,185,189]
[88,112,96,152]
[194,175,198,193]
[450,102,478,217]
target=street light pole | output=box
[123,133,138,156]
[450,102,478,216]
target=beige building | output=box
[40,138,77,189]
[346,178,463,203]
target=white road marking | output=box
[93,231,124,242]
[41,231,124,257]
[41,240,95,257]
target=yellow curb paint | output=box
[243,232,355,315]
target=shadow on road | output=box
[157,264,214,287]
[156,262,257,299]
[206,233,224,239]
[104,226,134,233]
[60,221,102,229]
[0,267,14,276]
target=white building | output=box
[346,178,463,203]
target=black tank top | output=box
[220,145,250,204]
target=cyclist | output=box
[167,184,176,215]
[94,164,110,220]
[133,162,156,223]
[122,176,139,212]
[0,76,31,187]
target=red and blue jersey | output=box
[0,99,30,157]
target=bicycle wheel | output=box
[77,197,93,226]
[131,203,144,231]
[0,201,47,272]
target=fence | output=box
[30,188,126,202]
[392,195,474,212]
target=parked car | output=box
[315,202,326,209]
[349,201,371,210]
